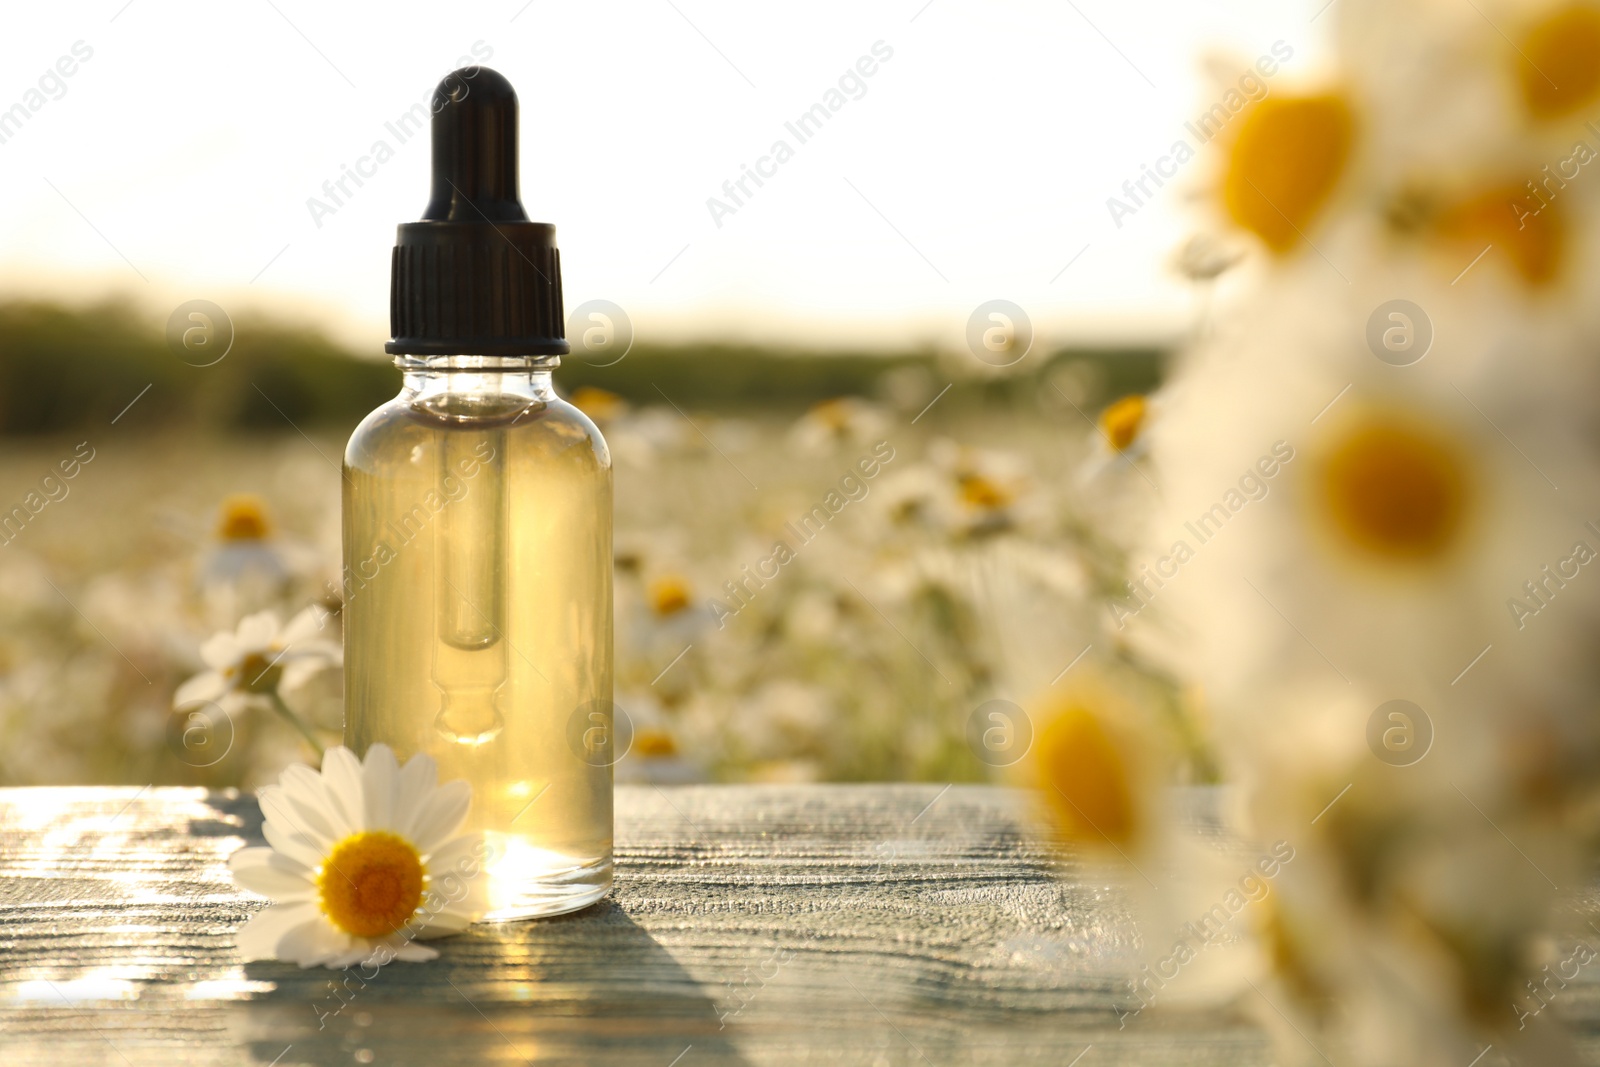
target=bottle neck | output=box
[398,354,559,405]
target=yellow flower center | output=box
[1317,417,1471,562]
[1098,394,1148,452]
[569,386,624,422]
[217,494,272,541]
[959,473,1013,510]
[317,831,425,939]
[1435,183,1565,287]
[634,729,679,758]
[1222,93,1354,254]
[1518,4,1600,119]
[649,576,692,617]
[809,398,854,432]
[1036,706,1137,846]
[233,650,283,695]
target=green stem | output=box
[265,690,326,759]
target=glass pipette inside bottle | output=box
[433,411,509,746]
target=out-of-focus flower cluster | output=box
[1098,2,1600,1062]
[583,380,1182,787]
[0,369,1176,794]
[0,440,348,789]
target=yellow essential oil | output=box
[342,67,613,920]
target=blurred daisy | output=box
[1098,394,1151,456]
[1146,6,1600,1060]
[634,571,713,646]
[175,607,340,754]
[230,744,487,968]
[1078,394,1161,546]
[1146,283,1600,705]
[926,440,1036,538]
[789,397,889,454]
[1028,669,1167,858]
[647,574,693,618]
[1309,405,1474,566]
[1217,91,1356,256]
[199,493,290,589]
[621,572,712,697]
[1514,1,1600,122]
[1335,0,1600,295]
[872,463,948,532]
[613,696,704,785]
[1431,178,1567,288]
[568,386,630,425]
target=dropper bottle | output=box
[342,66,614,920]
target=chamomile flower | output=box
[175,607,341,753]
[1150,8,1600,1054]
[647,574,694,618]
[613,695,704,785]
[1027,668,1168,857]
[929,440,1036,538]
[1216,91,1357,256]
[229,744,487,968]
[1512,1,1600,122]
[1146,275,1600,711]
[198,494,291,592]
[175,608,340,714]
[1098,395,1150,455]
[789,397,889,454]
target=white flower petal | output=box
[422,836,491,919]
[361,744,398,831]
[319,747,365,832]
[280,655,336,693]
[392,752,439,838]
[411,910,473,940]
[256,784,297,830]
[423,833,483,871]
[279,765,348,842]
[199,632,241,671]
[236,901,318,960]
[263,820,327,871]
[230,848,315,901]
[411,779,472,854]
[391,942,439,962]
[174,671,229,709]
[228,846,283,874]
[279,915,354,969]
[278,607,328,647]
[236,610,281,652]
[414,873,487,932]
[257,785,334,852]
[293,640,344,662]
[260,783,342,857]
[328,944,378,969]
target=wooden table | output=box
[0,785,1279,1065]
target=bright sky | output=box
[0,1,1333,352]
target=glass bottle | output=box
[342,66,613,920]
[343,354,613,919]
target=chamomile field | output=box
[0,392,1134,789]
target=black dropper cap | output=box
[387,67,567,357]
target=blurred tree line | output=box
[0,299,1165,435]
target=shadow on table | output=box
[237,900,748,1066]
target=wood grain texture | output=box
[0,785,1292,1065]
